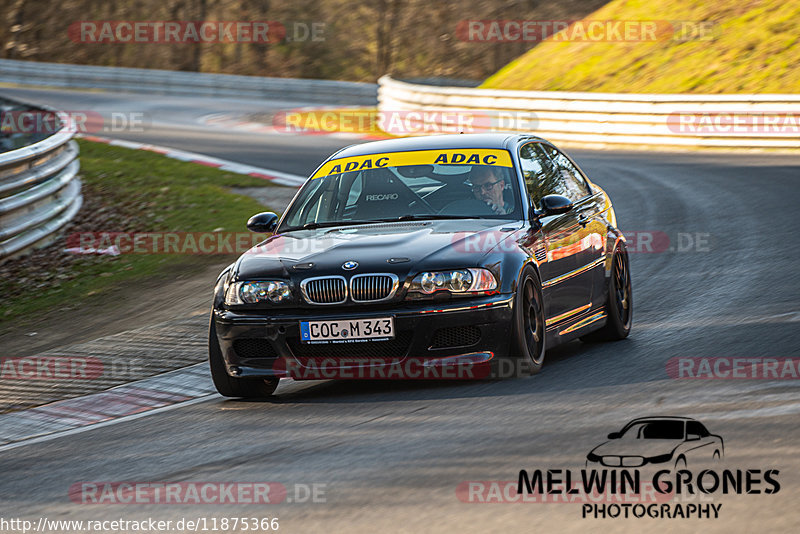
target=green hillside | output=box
[482,0,800,93]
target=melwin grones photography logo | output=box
[512,416,780,519]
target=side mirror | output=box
[532,194,574,219]
[607,432,621,440]
[246,212,279,233]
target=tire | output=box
[209,318,279,398]
[580,246,632,342]
[500,266,546,377]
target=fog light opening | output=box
[422,352,494,368]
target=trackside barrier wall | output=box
[0,98,81,260]
[378,75,800,149]
[0,59,378,105]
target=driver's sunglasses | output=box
[469,179,503,192]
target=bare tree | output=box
[375,0,403,77]
[0,0,609,81]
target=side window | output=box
[545,146,591,202]
[518,142,559,207]
[686,421,710,437]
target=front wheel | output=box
[504,266,546,376]
[209,318,279,398]
[581,246,632,342]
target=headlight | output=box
[586,452,600,463]
[408,268,497,296]
[646,453,674,464]
[224,281,292,305]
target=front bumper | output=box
[213,294,514,379]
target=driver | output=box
[470,166,512,215]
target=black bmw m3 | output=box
[209,134,632,397]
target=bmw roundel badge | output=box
[342,261,358,270]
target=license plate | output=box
[300,317,394,344]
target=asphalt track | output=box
[1,86,800,533]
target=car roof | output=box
[330,133,545,159]
[625,416,699,424]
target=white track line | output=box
[0,394,219,453]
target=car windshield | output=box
[619,420,685,440]
[280,149,521,231]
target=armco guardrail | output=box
[0,99,81,260]
[0,59,377,106]
[378,76,800,149]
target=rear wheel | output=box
[209,318,279,398]
[503,266,546,376]
[581,246,632,342]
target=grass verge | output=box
[482,0,800,93]
[0,139,275,325]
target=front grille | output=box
[301,276,347,304]
[621,456,644,467]
[429,326,481,349]
[233,338,278,359]
[287,331,413,359]
[350,274,397,302]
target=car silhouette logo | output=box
[586,416,724,470]
[342,261,358,270]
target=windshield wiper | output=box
[373,214,478,222]
[281,220,392,232]
[281,215,478,232]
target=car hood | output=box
[233,219,523,280]
[590,439,683,458]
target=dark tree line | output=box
[0,0,607,81]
